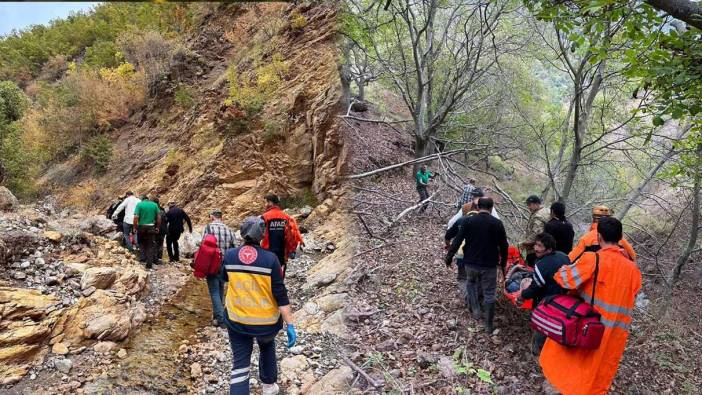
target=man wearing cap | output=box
[569,205,636,262]
[221,217,296,395]
[521,195,551,267]
[456,178,478,207]
[165,201,193,262]
[202,209,237,327]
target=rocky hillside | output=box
[39,2,346,224]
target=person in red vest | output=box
[261,194,303,275]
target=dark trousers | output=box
[156,233,165,261]
[417,185,429,213]
[274,251,287,276]
[465,265,498,304]
[227,329,277,395]
[137,225,158,268]
[456,258,467,281]
[166,231,182,261]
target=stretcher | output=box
[503,246,533,310]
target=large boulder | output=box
[0,288,59,384]
[179,231,202,258]
[81,267,120,290]
[51,290,146,344]
[79,215,118,236]
[304,366,353,394]
[113,267,148,296]
[0,186,18,211]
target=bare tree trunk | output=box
[661,143,702,317]
[357,76,366,102]
[616,126,691,221]
[560,61,605,203]
[414,136,430,173]
[339,42,353,110]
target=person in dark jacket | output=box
[106,195,125,233]
[517,232,569,355]
[221,217,296,395]
[165,201,193,262]
[544,201,575,255]
[445,197,508,333]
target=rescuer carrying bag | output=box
[530,253,604,349]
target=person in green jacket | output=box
[416,165,434,213]
[133,195,162,269]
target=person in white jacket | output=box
[111,191,141,251]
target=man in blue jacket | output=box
[517,232,569,355]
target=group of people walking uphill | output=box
[432,169,642,395]
[108,192,303,395]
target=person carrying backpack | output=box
[261,194,303,276]
[202,209,237,327]
[516,232,569,355]
[539,217,641,395]
[106,195,125,233]
[221,216,296,395]
[165,201,193,262]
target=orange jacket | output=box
[540,246,642,395]
[261,206,303,261]
[568,223,636,263]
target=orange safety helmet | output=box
[592,205,612,218]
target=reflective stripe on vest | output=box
[578,291,633,317]
[226,306,281,325]
[225,264,272,274]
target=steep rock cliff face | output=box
[41,2,346,223]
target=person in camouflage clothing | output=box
[520,195,550,267]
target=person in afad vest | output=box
[221,216,296,395]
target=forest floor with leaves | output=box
[341,106,702,394]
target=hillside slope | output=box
[39,2,346,223]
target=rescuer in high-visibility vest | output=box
[569,205,636,262]
[221,216,297,395]
[540,216,642,395]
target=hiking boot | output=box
[483,302,495,334]
[261,383,280,395]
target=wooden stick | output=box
[341,354,383,388]
[388,188,441,228]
